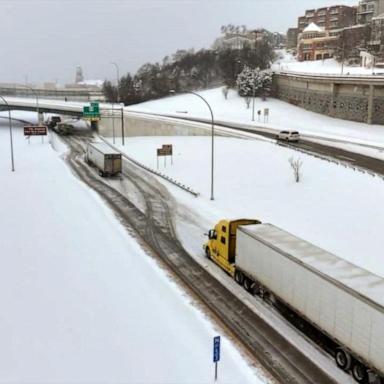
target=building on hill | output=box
[297,23,340,61]
[368,13,384,57]
[337,24,371,64]
[287,28,299,49]
[298,5,357,33]
[213,27,285,50]
[357,0,384,24]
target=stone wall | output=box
[274,74,384,125]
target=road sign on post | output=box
[83,102,101,121]
[213,336,220,382]
[156,144,173,168]
[24,126,47,136]
[264,108,269,123]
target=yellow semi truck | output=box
[203,219,260,276]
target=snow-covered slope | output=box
[126,87,384,151]
[0,123,265,383]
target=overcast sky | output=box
[0,0,357,84]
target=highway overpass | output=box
[0,83,104,102]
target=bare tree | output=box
[289,157,303,183]
[245,96,251,109]
[222,86,229,99]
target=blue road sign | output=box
[213,336,221,363]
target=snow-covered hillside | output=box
[126,87,384,152]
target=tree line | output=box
[103,26,277,105]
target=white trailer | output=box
[86,142,122,177]
[236,223,384,382]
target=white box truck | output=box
[86,142,122,177]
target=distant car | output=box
[276,130,300,142]
[46,115,61,129]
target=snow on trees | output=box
[236,66,272,98]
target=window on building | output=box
[220,236,226,245]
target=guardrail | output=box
[99,136,200,197]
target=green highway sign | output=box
[83,102,100,119]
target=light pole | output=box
[170,90,215,200]
[110,62,120,102]
[111,102,115,144]
[251,67,260,122]
[0,95,15,172]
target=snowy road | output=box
[62,135,350,384]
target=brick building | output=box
[357,0,384,24]
[297,23,339,61]
[338,24,371,63]
[368,13,384,57]
[298,5,357,33]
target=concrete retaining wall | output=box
[98,112,211,138]
[274,73,384,125]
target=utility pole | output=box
[121,107,125,146]
[341,41,345,75]
[0,96,15,172]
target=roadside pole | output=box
[112,103,115,144]
[213,336,220,382]
[121,107,125,146]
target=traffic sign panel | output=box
[24,125,47,136]
[213,336,220,363]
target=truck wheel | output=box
[234,270,244,285]
[243,278,255,294]
[205,248,211,260]
[335,348,352,371]
[352,362,368,383]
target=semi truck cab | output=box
[204,219,260,276]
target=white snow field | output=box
[0,123,266,384]
[126,88,384,153]
[110,131,384,279]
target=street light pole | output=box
[110,62,120,103]
[111,102,115,144]
[0,95,15,172]
[170,90,215,200]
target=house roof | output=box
[303,22,324,32]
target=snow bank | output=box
[0,123,265,383]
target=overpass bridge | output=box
[0,97,89,117]
[0,83,104,102]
